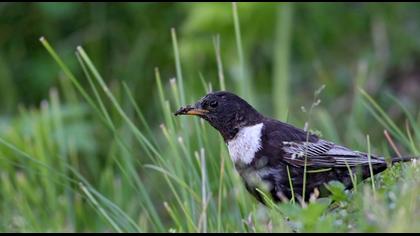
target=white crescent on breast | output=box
[227,123,264,164]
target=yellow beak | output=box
[174,107,208,116]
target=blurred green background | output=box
[0,2,419,232]
[2,3,420,119]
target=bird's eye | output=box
[210,100,218,108]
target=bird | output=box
[174,91,414,204]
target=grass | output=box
[273,2,293,121]
[0,3,420,233]
[232,2,255,104]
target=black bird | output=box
[175,91,413,204]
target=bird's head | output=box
[175,91,263,141]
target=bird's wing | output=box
[281,139,386,168]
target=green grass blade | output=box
[232,2,254,102]
[273,2,293,121]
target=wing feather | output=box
[282,139,386,168]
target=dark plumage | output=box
[175,91,414,204]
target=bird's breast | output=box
[227,123,264,165]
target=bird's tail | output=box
[391,156,416,164]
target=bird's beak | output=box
[174,103,208,116]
